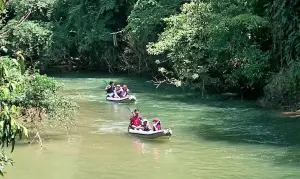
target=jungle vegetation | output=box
[0,0,299,174]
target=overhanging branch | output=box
[0,9,32,36]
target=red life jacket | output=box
[131,114,141,126]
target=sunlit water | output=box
[5,74,300,179]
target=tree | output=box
[147,0,271,98]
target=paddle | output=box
[127,107,133,116]
[103,80,108,86]
[127,107,134,129]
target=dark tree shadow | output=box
[186,105,300,167]
[145,92,260,109]
[141,90,300,167]
[272,147,300,167]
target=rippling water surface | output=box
[6,74,300,179]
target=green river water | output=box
[5,74,300,179]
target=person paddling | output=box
[129,109,143,130]
[105,81,116,97]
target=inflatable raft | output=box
[106,95,136,102]
[128,128,172,140]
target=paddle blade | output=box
[103,80,108,85]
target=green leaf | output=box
[16,52,25,75]
[20,125,28,137]
[0,87,10,98]
[11,59,19,67]
[0,0,5,13]
[10,105,19,115]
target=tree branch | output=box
[0,9,32,36]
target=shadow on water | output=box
[191,116,300,146]
[51,72,187,95]
[145,91,300,167]
[145,92,259,110]
[188,103,300,167]
[271,146,300,167]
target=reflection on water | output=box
[4,75,300,179]
[113,103,118,112]
[131,137,173,163]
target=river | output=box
[5,74,300,179]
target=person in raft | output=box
[116,84,125,98]
[115,84,130,98]
[129,109,143,130]
[104,81,116,97]
[122,85,130,97]
[152,118,161,131]
[141,119,152,131]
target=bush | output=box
[261,63,300,109]
[0,55,78,175]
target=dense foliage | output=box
[0,0,299,109]
[0,53,77,175]
[147,1,271,96]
